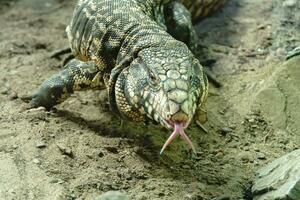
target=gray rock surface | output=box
[95,191,129,200]
[252,149,300,200]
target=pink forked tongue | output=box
[160,122,196,155]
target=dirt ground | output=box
[0,0,299,199]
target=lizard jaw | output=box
[160,121,196,155]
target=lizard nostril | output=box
[166,113,171,119]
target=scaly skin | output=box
[29,0,224,154]
[181,0,226,23]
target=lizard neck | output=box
[116,22,187,67]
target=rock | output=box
[158,192,165,197]
[248,118,255,123]
[36,141,47,148]
[95,191,129,200]
[252,149,300,200]
[283,0,297,7]
[241,152,254,163]
[182,164,191,169]
[253,57,300,132]
[50,179,59,183]
[98,150,104,157]
[184,193,205,200]
[254,87,286,129]
[33,158,41,164]
[56,143,73,158]
[104,146,119,154]
[117,169,132,181]
[212,195,230,200]
[218,127,233,136]
[256,152,266,160]
[9,91,18,100]
[1,88,9,95]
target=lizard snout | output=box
[170,111,189,126]
[164,101,190,128]
[165,111,189,130]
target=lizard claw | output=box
[19,94,33,103]
[20,90,55,111]
[50,47,74,67]
[19,94,42,110]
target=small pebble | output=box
[1,88,9,95]
[98,150,105,157]
[50,179,59,183]
[56,143,73,158]
[191,152,203,161]
[185,194,205,200]
[219,110,225,115]
[251,124,258,129]
[137,195,147,200]
[241,152,254,163]
[283,0,296,7]
[257,152,266,160]
[215,152,224,159]
[86,153,93,159]
[182,165,191,169]
[248,118,255,123]
[33,158,41,164]
[95,191,129,200]
[36,141,47,148]
[219,127,233,135]
[105,146,119,154]
[9,91,18,100]
[158,192,165,197]
[212,195,230,200]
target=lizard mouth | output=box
[160,120,196,155]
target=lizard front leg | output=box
[195,70,209,129]
[28,59,104,110]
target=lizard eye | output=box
[150,71,157,82]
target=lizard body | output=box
[29,0,225,153]
[181,0,226,23]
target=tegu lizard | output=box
[28,0,225,154]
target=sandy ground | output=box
[0,0,299,199]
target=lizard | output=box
[26,0,225,154]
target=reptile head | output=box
[115,45,208,154]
